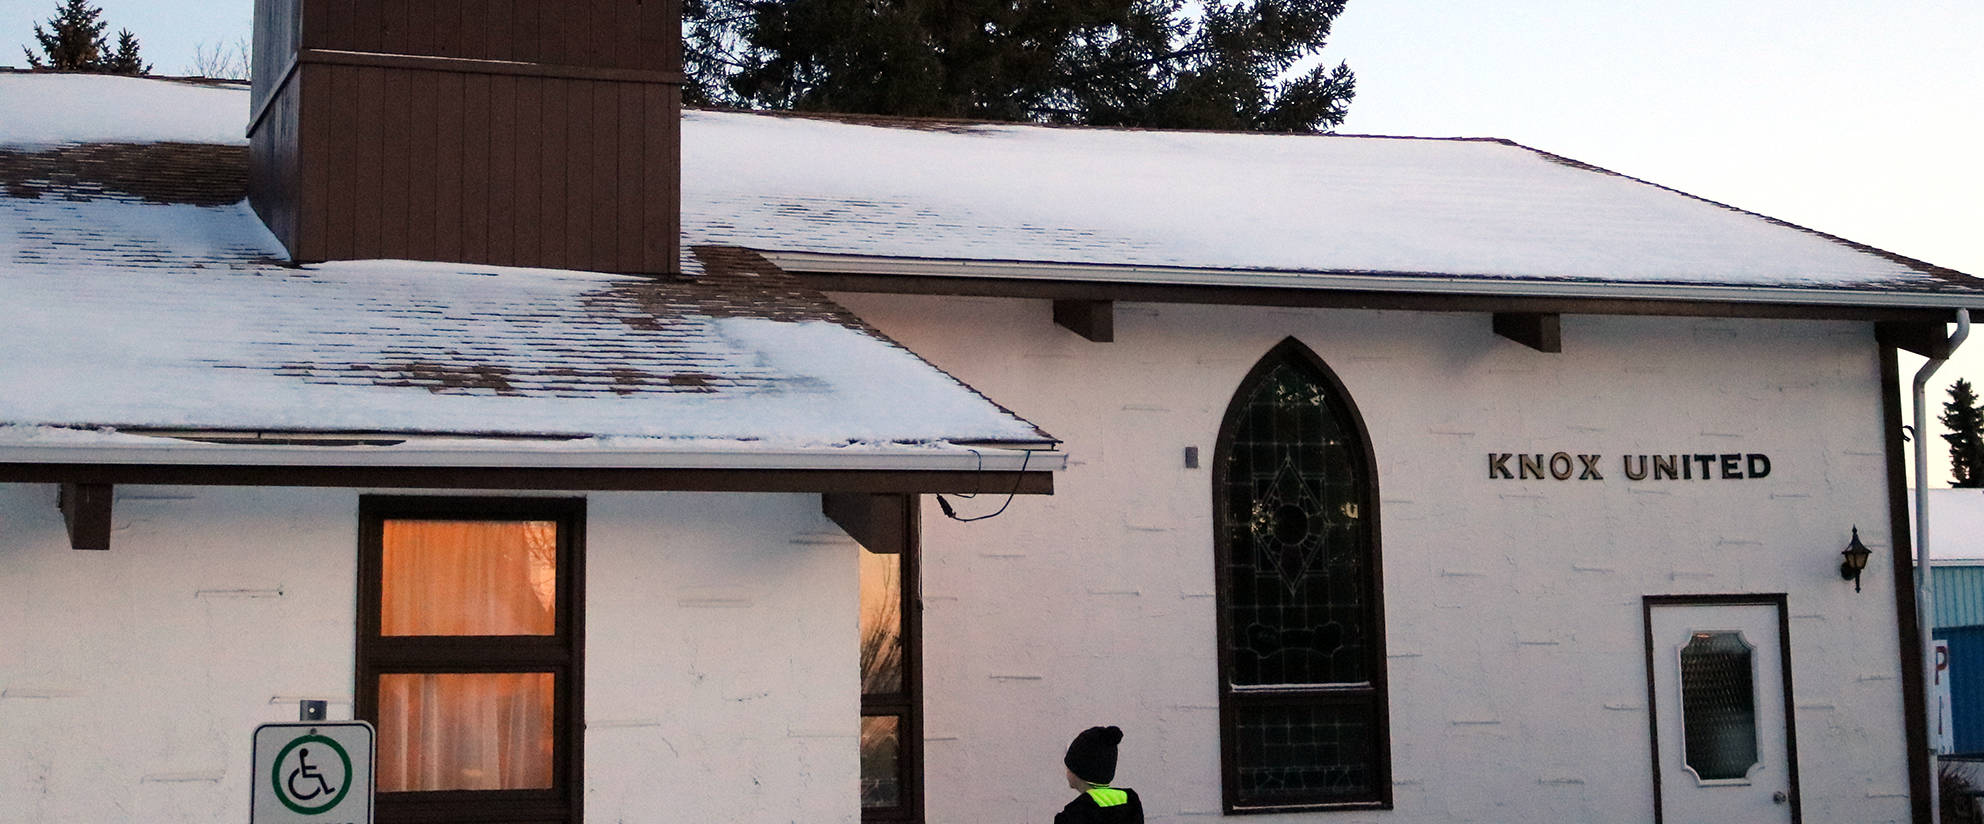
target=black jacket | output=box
[1054,787,1143,824]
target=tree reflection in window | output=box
[860,541,908,813]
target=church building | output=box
[1,3,1978,823]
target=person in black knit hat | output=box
[1056,725,1144,823]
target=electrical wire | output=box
[936,448,1034,523]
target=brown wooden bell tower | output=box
[248,0,681,275]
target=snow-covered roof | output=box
[1912,489,1984,564]
[0,73,247,146]
[5,72,1972,301]
[4,70,1978,466]
[682,111,1980,299]
[0,102,1055,459]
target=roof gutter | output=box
[0,440,1065,473]
[759,251,1984,312]
[1913,309,1969,824]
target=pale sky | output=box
[1323,1,1984,488]
[7,0,1982,481]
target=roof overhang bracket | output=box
[1053,299,1115,343]
[1493,312,1562,353]
[822,493,910,554]
[58,482,113,550]
[1878,320,1956,359]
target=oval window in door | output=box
[1678,631,1760,782]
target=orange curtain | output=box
[377,673,555,791]
[381,520,557,636]
[375,520,560,792]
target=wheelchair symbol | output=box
[288,747,337,800]
[272,733,353,815]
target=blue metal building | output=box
[1923,489,1984,755]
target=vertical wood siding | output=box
[247,75,302,253]
[297,65,333,261]
[251,0,301,112]
[287,67,681,274]
[251,0,682,274]
[379,67,412,259]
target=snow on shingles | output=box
[0,195,1046,446]
[1,73,1964,290]
[682,111,1966,288]
[1908,489,1984,563]
[0,74,248,147]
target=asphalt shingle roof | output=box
[681,109,1983,296]
[0,137,1052,447]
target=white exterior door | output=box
[1647,600,1798,824]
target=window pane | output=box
[1233,702,1379,806]
[1222,363,1371,686]
[1679,631,1759,781]
[859,545,903,696]
[860,715,902,809]
[382,520,558,636]
[377,672,556,792]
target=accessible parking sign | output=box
[252,722,375,824]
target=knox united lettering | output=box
[1487,452,1771,481]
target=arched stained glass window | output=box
[1213,337,1391,812]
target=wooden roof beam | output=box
[822,493,910,554]
[1493,312,1561,353]
[1877,320,1955,359]
[1053,299,1114,342]
[58,482,112,550]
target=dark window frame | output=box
[861,496,924,823]
[1212,337,1393,814]
[356,495,586,824]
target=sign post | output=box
[1937,640,1955,755]
[252,722,375,824]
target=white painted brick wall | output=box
[0,488,860,824]
[0,485,356,824]
[585,492,859,824]
[834,292,1911,824]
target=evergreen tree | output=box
[685,0,1356,133]
[22,0,146,75]
[1942,378,1984,488]
[103,28,149,75]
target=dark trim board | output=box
[299,48,688,86]
[1881,341,1935,823]
[905,499,924,824]
[804,272,1976,323]
[0,463,1052,495]
[1641,593,1803,824]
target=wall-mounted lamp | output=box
[1840,526,1873,593]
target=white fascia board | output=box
[0,440,1067,473]
[761,251,1984,311]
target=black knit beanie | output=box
[1064,725,1123,785]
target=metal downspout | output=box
[1914,308,1970,824]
